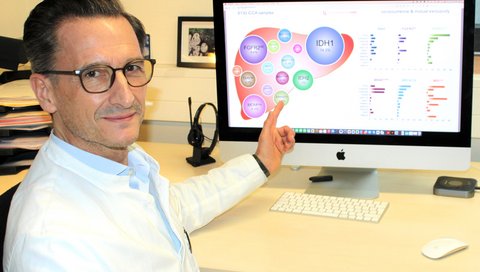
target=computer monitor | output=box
[213,0,474,198]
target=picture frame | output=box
[177,16,216,69]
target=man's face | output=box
[44,16,146,158]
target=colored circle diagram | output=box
[234,27,354,120]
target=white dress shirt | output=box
[3,135,267,271]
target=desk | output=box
[1,142,479,271]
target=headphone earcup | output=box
[188,124,204,148]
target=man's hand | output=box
[255,101,295,175]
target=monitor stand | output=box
[304,167,379,199]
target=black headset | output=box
[186,97,219,166]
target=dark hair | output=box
[23,0,146,73]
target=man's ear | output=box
[29,73,57,114]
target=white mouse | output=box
[421,238,468,259]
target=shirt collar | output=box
[51,133,129,176]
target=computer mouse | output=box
[421,238,468,259]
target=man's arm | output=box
[171,101,295,232]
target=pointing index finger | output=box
[266,101,285,126]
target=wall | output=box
[1,0,479,160]
[472,75,480,161]
[0,0,37,39]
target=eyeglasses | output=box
[38,59,156,93]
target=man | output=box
[3,0,295,271]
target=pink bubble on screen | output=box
[262,84,274,96]
[242,94,266,118]
[232,65,243,76]
[240,36,268,64]
[293,44,303,53]
[276,71,289,85]
[240,71,256,88]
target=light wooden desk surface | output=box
[2,142,479,271]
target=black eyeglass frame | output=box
[37,58,156,94]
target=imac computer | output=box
[212,0,474,198]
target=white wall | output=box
[0,0,38,39]
[473,77,480,137]
[476,0,480,25]
[471,76,480,161]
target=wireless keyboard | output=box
[270,192,389,223]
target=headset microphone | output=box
[188,97,193,128]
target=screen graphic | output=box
[223,1,464,134]
[235,27,354,120]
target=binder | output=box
[0,79,51,175]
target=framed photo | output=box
[143,34,151,59]
[177,16,216,69]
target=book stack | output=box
[0,79,51,175]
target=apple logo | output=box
[336,149,346,160]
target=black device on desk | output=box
[186,97,219,167]
[434,176,477,198]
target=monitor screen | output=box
[213,0,474,197]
